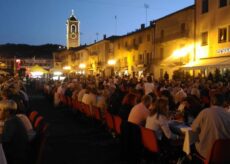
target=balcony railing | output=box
[155,30,189,43]
[90,51,98,56]
[126,44,139,51]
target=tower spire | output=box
[71,9,74,16]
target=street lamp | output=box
[108,59,116,65]
[79,63,86,69]
[63,66,71,70]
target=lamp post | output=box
[108,59,116,76]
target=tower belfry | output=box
[66,10,80,49]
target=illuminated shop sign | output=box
[217,48,230,55]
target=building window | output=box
[219,0,227,7]
[201,32,208,46]
[71,25,76,33]
[146,53,151,64]
[138,36,142,44]
[160,30,164,39]
[124,57,127,65]
[147,34,151,42]
[202,0,209,14]
[218,28,227,43]
[117,59,120,66]
[160,48,164,60]
[139,54,143,62]
[229,26,230,42]
[133,38,136,46]
[181,23,186,32]
[118,43,120,49]
[125,41,128,48]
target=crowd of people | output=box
[44,73,230,162]
[0,76,33,164]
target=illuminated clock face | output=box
[71,33,76,39]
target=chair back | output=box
[34,116,44,130]
[120,121,142,161]
[205,139,230,164]
[67,97,72,107]
[29,111,39,124]
[92,106,101,121]
[72,100,78,110]
[32,122,49,164]
[82,103,91,117]
[140,127,159,153]
[75,101,82,112]
[113,115,122,135]
[105,111,114,130]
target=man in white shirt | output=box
[144,76,155,95]
[191,93,230,158]
[128,95,152,126]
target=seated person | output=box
[1,100,29,164]
[16,113,36,142]
[191,93,230,159]
[182,95,202,124]
[145,97,179,140]
[118,93,137,120]
[128,95,152,126]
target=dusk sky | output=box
[0,0,194,46]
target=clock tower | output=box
[66,10,80,49]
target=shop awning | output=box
[49,67,63,73]
[0,70,9,75]
[30,65,48,73]
[182,57,230,69]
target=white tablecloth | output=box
[181,127,196,155]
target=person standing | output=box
[143,76,155,95]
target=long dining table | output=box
[169,120,197,155]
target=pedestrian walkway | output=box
[29,91,121,164]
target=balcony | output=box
[96,61,104,68]
[90,51,98,56]
[125,44,139,51]
[155,30,189,43]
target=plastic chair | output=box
[205,139,230,164]
[29,111,39,124]
[113,115,122,135]
[74,101,82,112]
[72,100,77,110]
[140,127,159,154]
[33,116,44,131]
[120,121,142,162]
[105,111,114,131]
[31,122,49,164]
[82,103,92,117]
[92,106,101,121]
[67,97,72,107]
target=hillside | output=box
[0,44,64,59]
